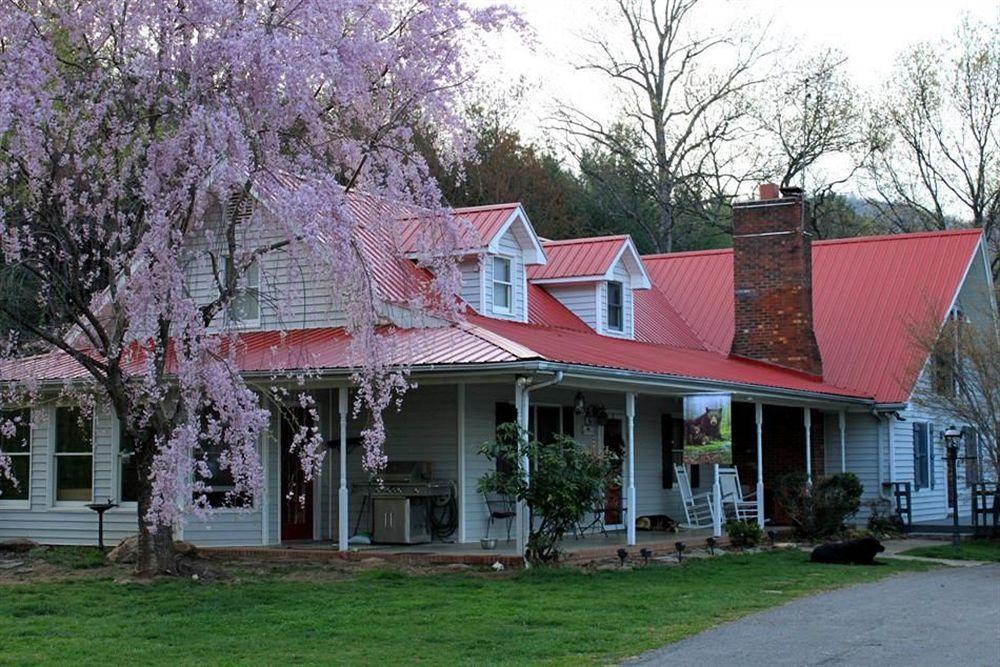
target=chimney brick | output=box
[730,187,823,377]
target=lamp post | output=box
[943,426,963,551]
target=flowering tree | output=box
[0,1,510,574]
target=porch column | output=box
[712,463,723,538]
[515,380,529,558]
[625,392,637,546]
[839,410,847,473]
[755,401,765,528]
[804,408,813,485]
[338,386,349,552]
[456,384,466,543]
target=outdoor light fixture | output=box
[943,426,964,550]
[705,537,716,555]
[675,542,686,562]
[574,392,586,416]
[640,548,652,565]
[617,548,628,566]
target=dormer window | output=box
[607,281,624,332]
[492,256,513,314]
[222,256,261,325]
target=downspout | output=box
[872,410,891,501]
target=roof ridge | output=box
[642,247,731,260]
[543,234,628,246]
[451,202,521,213]
[457,320,541,360]
[812,228,983,247]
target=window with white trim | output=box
[54,407,93,502]
[0,409,31,503]
[222,256,261,324]
[492,256,512,314]
[606,281,624,332]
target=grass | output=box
[0,549,933,666]
[25,546,107,570]
[899,538,1000,562]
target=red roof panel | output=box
[643,230,983,402]
[528,236,627,281]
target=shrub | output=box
[775,472,864,539]
[725,519,763,548]
[865,499,905,538]
[478,422,616,564]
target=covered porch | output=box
[269,372,863,555]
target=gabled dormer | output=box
[400,203,546,323]
[528,235,650,339]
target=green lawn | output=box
[899,538,1000,562]
[0,550,932,666]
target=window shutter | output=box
[929,423,936,489]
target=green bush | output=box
[479,422,616,564]
[775,472,864,539]
[725,519,763,548]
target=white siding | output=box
[458,258,483,312]
[545,283,599,330]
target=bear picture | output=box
[682,394,732,465]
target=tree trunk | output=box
[134,432,177,577]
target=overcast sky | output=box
[473,0,999,149]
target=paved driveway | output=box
[626,564,1000,667]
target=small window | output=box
[0,409,31,503]
[119,429,140,504]
[194,439,251,508]
[54,407,93,502]
[223,257,261,324]
[492,256,512,314]
[606,281,624,332]
[913,422,932,490]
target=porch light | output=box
[574,392,586,416]
[942,426,964,551]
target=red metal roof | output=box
[526,283,591,332]
[642,230,984,403]
[396,203,520,255]
[528,236,628,281]
[468,314,864,398]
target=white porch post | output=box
[712,463,723,538]
[755,401,765,528]
[839,410,847,473]
[515,380,529,558]
[625,392,637,546]
[456,383,466,543]
[337,386,349,552]
[804,408,813,485]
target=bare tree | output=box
[554,0,773,252]
[866,17,1000,276]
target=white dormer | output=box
[528,235,650,339]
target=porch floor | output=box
[205,528,720,568]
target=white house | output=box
[0,183,995,552]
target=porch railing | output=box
[889,481,912,529]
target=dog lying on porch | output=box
[636,515,680,532]
[810,536,886,565]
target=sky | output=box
[472,0,999,150]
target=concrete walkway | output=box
[627,564,1000,666]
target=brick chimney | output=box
[730,184,822,377]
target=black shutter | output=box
[661,415,674,489]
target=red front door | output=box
[281,408,314,541]
[604,418,625,525]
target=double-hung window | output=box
[492,256,512,314]
[606,281,624,332]
[223,256,261,325]
[54,407,93,503]
[0,409,31,505]
[913,422,932,490]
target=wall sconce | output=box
[574,392,586,416]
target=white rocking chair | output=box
[718,466,758,522]
[674,463,716,528]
